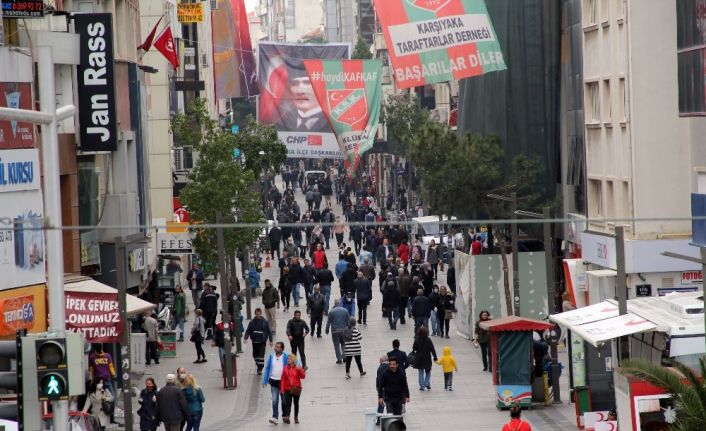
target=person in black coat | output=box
[411,289,432,335]
[387,339,409,370]
[268,225,283,259]
[377,356,410,416]
[198,285,220,340]
[350,225,364,255]
[354,272,372,325]
[244,308,273,374]
[446,261,456,295]
[382,281,401,330]
[138,378,159,431]
[339,263,358,297]
[411,326,437,391]
[156,375,188,431]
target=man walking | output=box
[325,299,351,364]
[186,263,204,309]
[143,312,160,365]
[171,285,186,341]
[262,279,280,334]
[387,339,410,370]
[262,342,289,425]
[198,285,220,339]
[411,288,432,335]
[286,310,310,369]
[269,223,283,259]
[307,285,325,337]
[377,357,410,416]
[316,263,335,313]
[156,374,188,431]
[354,271,372,325]
[244,308,273,375]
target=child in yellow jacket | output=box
[435,346,458,391]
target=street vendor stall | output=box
[479,316,554,408]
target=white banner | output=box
[0,149,40,193]
[0,186,45,291]
[453,252,472,339]
[280,132,344,159]
[157,232,195,255]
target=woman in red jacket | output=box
[397,240,410,265]
[280,354,306,424]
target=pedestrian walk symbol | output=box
[47,376,60,395]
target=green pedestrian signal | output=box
[39,373,67,400]
[35,338,70,400]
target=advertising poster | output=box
[0,83,36,149]
[258,42,349,159]
[65,291,123,343]
[304,60,382,172]
[0,149,45,291]
[177,2,204,23]
[0,284,47,337]
[373,0,506,88]
[212,0,259,98]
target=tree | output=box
[352,37,373,59]
[171,99,286,267]
[620,358,706,430]
[380,92,430,155]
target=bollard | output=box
[364,407,378,431]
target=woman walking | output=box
[137,378,159,431]
[427,240,440,279]
[412,326,437,391]
[438,286,456,338]
[343,317,367,379]
[82,378,114,431]
[280,354,306,424]
[182,374,206,431]
[191,309,207,363]
[473,309,492,371]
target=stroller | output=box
[341,291,356,316]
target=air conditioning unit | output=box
[374,32,386,51]
[173,146,194,172]
[211,0,218,9]
[173,147,184,172]
[431,107,449,124]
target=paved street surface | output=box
[130,184,578,431]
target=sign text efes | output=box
[75,13,118,152]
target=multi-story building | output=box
[357,0,375,44]
[324,0,355,44]
[579,0,706,295]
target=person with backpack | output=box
[501,405,532,431]
[343,317,366,379]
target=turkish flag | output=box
[138,16,163,51]
[154,26,179,69]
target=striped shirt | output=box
[343,327,363,357]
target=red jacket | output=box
[280,365,306,393]
[501,419,532,431]
[397,243,409,263]
[313,250,327,270]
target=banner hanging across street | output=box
[212,0,259,98]
[258,42,349,159]
[304,60,382,171]
[373,0,506,89]
[65,291,123,343]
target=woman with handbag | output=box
[280,354,306,424]
[82,378,114,431]
[438,286,456,339]
[137,377,159,431]
[411,326,437,391]
[191,309,207,363]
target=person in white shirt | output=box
[262,342,289,425]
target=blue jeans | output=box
[293,283,302,306]
[387,308,399,329]
[171,317,185,339]
[430,312,439,335]
[185,410,203,431]
[418,368,431,389]
[414,317,429,335]
[321,285,331,312]
[270,382,282,419]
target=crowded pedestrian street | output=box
[128,182,576,431]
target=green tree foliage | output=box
[171,99,286,266]
[380,93,430,154]
[298,34,327,44]
[352,37,373,59]
[620,358,706,430]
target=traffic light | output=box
[380,415,406,431]
[35,337,68,401]
[0,339,19,422]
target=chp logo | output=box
[307,135,323,146]
[2,295,35,332]
[406,0,453,13]
[327,89,368,131]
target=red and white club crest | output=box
[327,88,368,130]
[406,0,452,13]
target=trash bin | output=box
[364,407,378,431]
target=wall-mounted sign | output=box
[177,3,204,23]
[128,248,146,272]
[0,149,39,192]
[0,83,36,149]
[581,232,617,270]
[635,284,652,297]
[74,13,118,152]
[681,270,703,285]
[1,0,44,18]
[0,284,47,336]
[80,230,101,267]
[157,232,194,255]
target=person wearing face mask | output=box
[176,367,187,388]
[137,377,159,431]
[83,378,114,431]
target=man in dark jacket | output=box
[268,225,283,259]
[376,238,395,269]
[156,374,188,431]
[411,289,432,335]
[287,257,306,307]
[286,310,310,369]
[354,271,372,325]
[339,262,358,297]
[350,225,364,255]
[377,356,410,416]
[446,260,456,295]
[307,285,326,337]
[375,355,389,425]
[198,285,220,339]
[387,339,410,370]
[382,281,401,330]
[186,264,204,310]
[397,269,411,325]
[244,308,273,374]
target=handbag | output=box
[101,399,114,416]
[289,385,302,396]
[407,351,417,368]
[190,331,202,343]
[444,309,454,320]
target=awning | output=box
[65,277,156,316]
[550,301,656,347]
[479,316,554,333]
